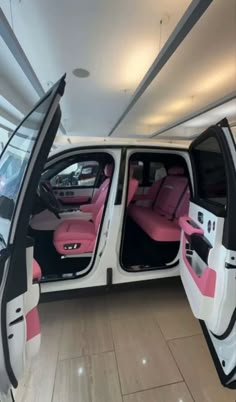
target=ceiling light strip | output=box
[108,0,213,137]
[150,91,236,138]
[0,8,67,135]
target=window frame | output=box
[43,152,113,190]
[191,134,228,209]
[50,160,100,189]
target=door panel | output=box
[179,119,236,387]
[180,203,233,332]
[0,76,65,395]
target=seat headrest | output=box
[104,164,113,178]
[168,166,184,176]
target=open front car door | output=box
[0,76,65,397]
[179,118,236,388]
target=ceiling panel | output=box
[156,99,236,139]
[0,0,190,136]
[112,0,236,137]
[0,36,39,119]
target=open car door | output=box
[179,118,236,389]
[0,76,65,397]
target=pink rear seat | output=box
[133,179,163,204]
[129,167,190,242]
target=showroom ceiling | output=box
[0,0,235,138]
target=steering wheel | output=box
[39,181,61,219]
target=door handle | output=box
[179,216,204,236]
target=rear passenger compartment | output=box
[121,152,190,271]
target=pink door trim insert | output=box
[180,216,216,298]
[179,216,204,236]
[26,307,41,341]
[182,237,216,297]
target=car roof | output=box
[50,137,191,157]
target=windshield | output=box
[0,91,55,247]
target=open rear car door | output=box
[0,76,65,397]
[179,118,236,388]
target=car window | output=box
[51,161,99,188]
[192,136,227,207]
[0,91,55,246]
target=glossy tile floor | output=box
[16,279,236,402]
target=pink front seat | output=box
[54,202,104,255]
[33,259,42,282]
[80,164,113,213]
[26,259,41,343]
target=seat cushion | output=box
[53,219,96,255]
[129,205,181,242]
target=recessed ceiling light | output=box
[73,68,90,78]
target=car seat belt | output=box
[152,178,165,210]
[170,183,188,221]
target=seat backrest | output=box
[146,179,163,202]
[127,178,139,206]
[94,205,104,233]
[92,179,109,221]
[92,164,113,203]
[175,187,190,218]
[154,167,189,218]
[146,165,167,200]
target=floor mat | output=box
[122,217,179,270]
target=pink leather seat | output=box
[127,166,139,206]
[54,205,104,255]
[54,166,138,256]
[129,167,190,242]
[33,259,42,282]
[26,259,41,343]
[133,179,163,204]
[80,164,113,213]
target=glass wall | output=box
[0,127,11,153]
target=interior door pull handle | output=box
[179,216,204,236]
